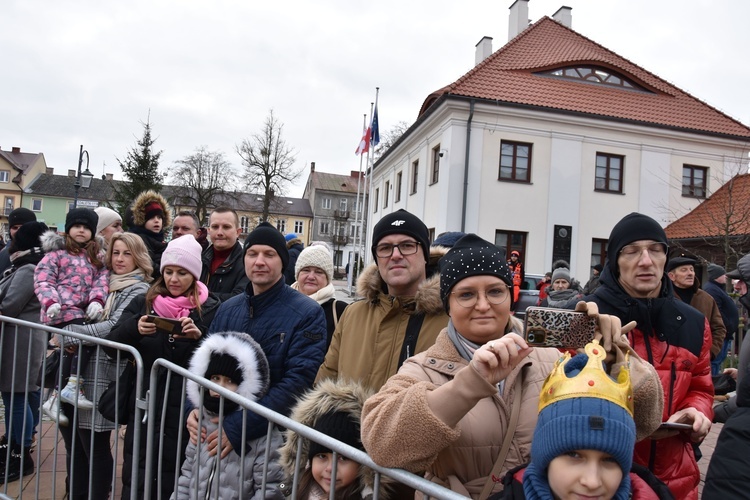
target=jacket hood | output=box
[131,190,172,228]
[186,331,270,407]
[279,379,391,498]
[40,230,105,253]
[356,245,447,315]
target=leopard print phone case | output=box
[523,307,597,349]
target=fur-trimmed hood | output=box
[40,230,105,253]
[356,245,447,316]
[131,189,172,228]
[186,331,270,408]
[279,379,391,498]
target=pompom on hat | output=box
[160,234,203,280]
[295,244,334,283]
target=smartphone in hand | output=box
[144,315,183,335]
[524,307,597,349]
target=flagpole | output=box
[351,112,368,295]
[364,91,377,266]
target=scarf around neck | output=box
[153,280,209,318]
[291,281,335,305]
[102,270,148,319]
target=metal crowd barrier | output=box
[0,315,145,500]
[147,359,467,500]
[1,313,466,500]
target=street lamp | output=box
[72,145,94,209]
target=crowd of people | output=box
[0,198,746,500]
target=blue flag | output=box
[370,104,380,146]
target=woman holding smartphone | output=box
[107,234,219,500]
[361,234,662,498]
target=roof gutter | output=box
[461,99,475,232]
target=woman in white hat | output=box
[291,244,348,348]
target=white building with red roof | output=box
[369,1,750,277]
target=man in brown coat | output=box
[667,256,726,359]
[316,209,449,391]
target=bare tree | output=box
[170,147,237,223]
[236,109,301,221]
[373,120,410,161]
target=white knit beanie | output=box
[161,234,203,280]
[295,245,334,283]
[94,207,122,235]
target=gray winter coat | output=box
[62,280,150,431]
[173,331,284,499]
[0,264,46,393]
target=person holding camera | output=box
[361,234,662,498]
[106,234,220,499]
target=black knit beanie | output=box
[243,222,290,271]
[65,208,99,236]
[439,233,513,310]
[8,207,36,228]
[371,209,430,261]
[9,221,49,253]
[308,410,363,458]
[606,213,668,275]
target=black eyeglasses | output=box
[374,241,421,258]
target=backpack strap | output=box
[398,313,425,368]
[332,300,340,330]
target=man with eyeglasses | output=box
[316,209,449,392]
[584,212,713,500]
[666,256,726,362]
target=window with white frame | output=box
[32,199,43,212]
[322,197,332,209]
[0,171,9,183]
[320,221,330,234]
[240,216,249,234]
[294,220,304,233]
[276,219,286,232]
[339,198,347,211]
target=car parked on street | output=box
[514,273,544,320]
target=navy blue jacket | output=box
[209,277,327,449]
[704,279,740,341]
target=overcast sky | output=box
[3,0,748,198]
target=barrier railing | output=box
[0,315,145,500]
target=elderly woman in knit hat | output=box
[106,234,220,499]
[292,244,348,348]
[539,266,582,308]
[361,233,662,498]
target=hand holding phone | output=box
[144,315,183,335]
[657,422,692,431]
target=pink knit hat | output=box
[161,234,203,280]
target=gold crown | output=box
[538,340,633,416]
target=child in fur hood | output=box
[279,380,391,500]
[129,190,172,279]
[172,331,285,499]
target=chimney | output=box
[68,169,76,177]
[11,147,20,154]
[508,0,530,41]
[552,6,572,28]
[46,167,53,175]
[310,161,315,173]
[105,173,114,181]
[475,36,493,66]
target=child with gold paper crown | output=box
[498,341,674,500]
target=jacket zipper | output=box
[667,362,676,416]
[205,457,217,500]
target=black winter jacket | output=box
[200,241,249,302]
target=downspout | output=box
[461,99,475,232]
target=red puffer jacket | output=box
[628,322,714,500]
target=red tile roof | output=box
[420,17,750,139]
[665,174,750,239]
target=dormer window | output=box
[536,65,649,92]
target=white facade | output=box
[369,99,748,278]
